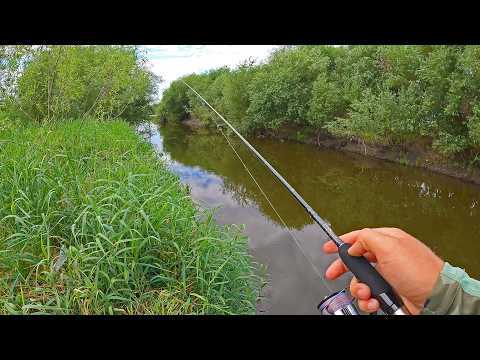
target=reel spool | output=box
[318,288,359,315]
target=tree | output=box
[247,46,329,130]
[7,45,159,123]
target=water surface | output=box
[139,122,480,314]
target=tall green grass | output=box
[0,118,258,314]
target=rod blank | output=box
[182,81,343,247]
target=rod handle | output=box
[338,243,406,315]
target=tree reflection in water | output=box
[145,121,480,279]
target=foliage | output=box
[246,46,331,129]
[156,80,190,122]
[1,46,159,124]
[0,120,258,314]
[220,60,258,132]
[184,67,231,126]
[308,69,347,130]
[158,45,480,162]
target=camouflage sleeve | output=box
[421,262,480,315]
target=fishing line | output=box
[182,82,342,246]
[183,81,333,292]
[180,81,409,316]
[216,122,334,292]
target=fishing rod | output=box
[183,81,409,315]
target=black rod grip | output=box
[338,243,404,314]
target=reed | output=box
[0,119,258,314]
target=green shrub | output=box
[308,70,347,129]
[432,131,469,155]
[221,60,258,132]
[2,46,158,124]
[158,45,480,165]
[157,80,190,122]
[184,68,230,125]
[467,104,480,146]
[247,46,329,130]
[325,89,387,144]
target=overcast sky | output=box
[142,45,279,99]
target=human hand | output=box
[323,228,444,314]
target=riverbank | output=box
[157,46,480,186]
[264,125,480,186]
[181,117,480,185]
[0,119,258,314]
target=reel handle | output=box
[338,243,409,315]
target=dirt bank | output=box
[181,118,480,185]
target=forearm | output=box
[421,262,480,315]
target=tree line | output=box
[0,45,159,123]
[157,45,480,163]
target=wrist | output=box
[420,257,445,308]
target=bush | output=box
[2,46,159,124]
[247,46,329,130]
[221,59,258,132]
[157,45,480,165]
[467,104,480,147]
[325,89,387,144]
[308,70,347,129]
[156,80,190,122]
[432,131,469,155]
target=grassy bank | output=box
[0,118,258,314]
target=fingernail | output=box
[367,300,377,310]
[325,269,333,279]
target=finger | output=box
[349,276,360,298]
[323,240,338,254]
[325,258,349,280]
[347,228,396,257]
[349,242,382,258]
[362,251,377,263]
[339,229,365,244]
[325,252,375,282]
[348,239,368,257]
[358,298,380,313]
[324,240,376,261]
[350,278,372,300]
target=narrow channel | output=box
[139,121,480,315]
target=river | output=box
[139,121,480,315]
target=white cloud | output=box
[142,45,279,99]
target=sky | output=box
[142,45,279,99]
